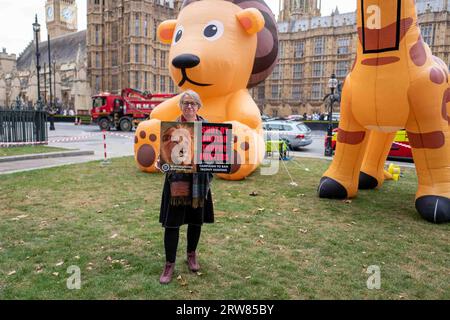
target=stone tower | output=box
[279,0,321,21]
[46,0,78,39]
[87,0,181,94]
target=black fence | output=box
[53,115,92,124]
[0,108,48,147]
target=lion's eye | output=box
[204,25,218,37]
[173,25,184,44]
[203,20,224,41]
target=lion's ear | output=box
[236,8,265,35]
[158,20,177,44]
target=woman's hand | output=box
[155,157,163,172]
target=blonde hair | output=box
[179,90,203,109]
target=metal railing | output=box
[0,106,48,147]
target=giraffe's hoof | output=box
[415,196,450,224]
[318,177,348,199]
[358,172,379,190]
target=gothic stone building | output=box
[0,0,181,113]
[3,0,449,116]
[0,0,90,112]
[253,0,450,117]
[87,0,181,96]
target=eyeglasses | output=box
[181,101,198,108]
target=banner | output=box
[160,122,232,173]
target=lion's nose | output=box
[172,54,200,69]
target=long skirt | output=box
[159,175,214,228]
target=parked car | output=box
[263,120,313,150]
[261,114,271,121]
[265,116,288,121]
[285,114,304,121]
[326,128,413,160]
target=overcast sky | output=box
[0,0,356,56]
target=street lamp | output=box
[52,55,57,108]
[324,73,338,157]
[47,35,55,131]
[43,63,47,105]
[32,15,42,110]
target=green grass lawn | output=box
[0,157,448,300]
[0,146,70,157]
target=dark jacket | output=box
[159,115,214,228]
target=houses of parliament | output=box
[255,0,450,116]
[1,0,450,116]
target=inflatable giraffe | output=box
[318,0,450,223]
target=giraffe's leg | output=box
[319,78,369,199]
[359,131,396,189]
[407,77,450,223]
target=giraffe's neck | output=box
[353,0,433,74]
[356,0,423,57]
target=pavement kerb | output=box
[0,150,96,163]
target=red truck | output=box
[90,88,175,131]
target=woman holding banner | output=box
[157,90,214,284]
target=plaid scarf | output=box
[168,115,212,208]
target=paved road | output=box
[291,130,415,168]
[48,122,135,159]
[294,130,329,158]
[0,123,135,174]
[0,154,101,174]
[0,124,414,174]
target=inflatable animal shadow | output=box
[318,0,450,223]
[134,0,278,180]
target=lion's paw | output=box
[134,119,161,173]
[217,121,265,181]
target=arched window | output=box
[135,13,140,36]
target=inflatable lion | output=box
[134,0,278,180]
[318,0,450,223]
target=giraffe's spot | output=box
[134,136,138,144]
[351,54,357,71]
[399,18,414,38]
[410,36,427,66]
[432,56,449,82]
[362,57,400,66]
[139,131,146,139]
[407,131,445,149]
[149,134,157,142]
[441,88,450,123]
[230,151,241,174]
[241,142,250,151]
[337,129,366,145]
[233,135,238,143]
[137,144,156,168]
[430,67,445,84]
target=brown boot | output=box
[187,251,200,272]
[159,262,175,284]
